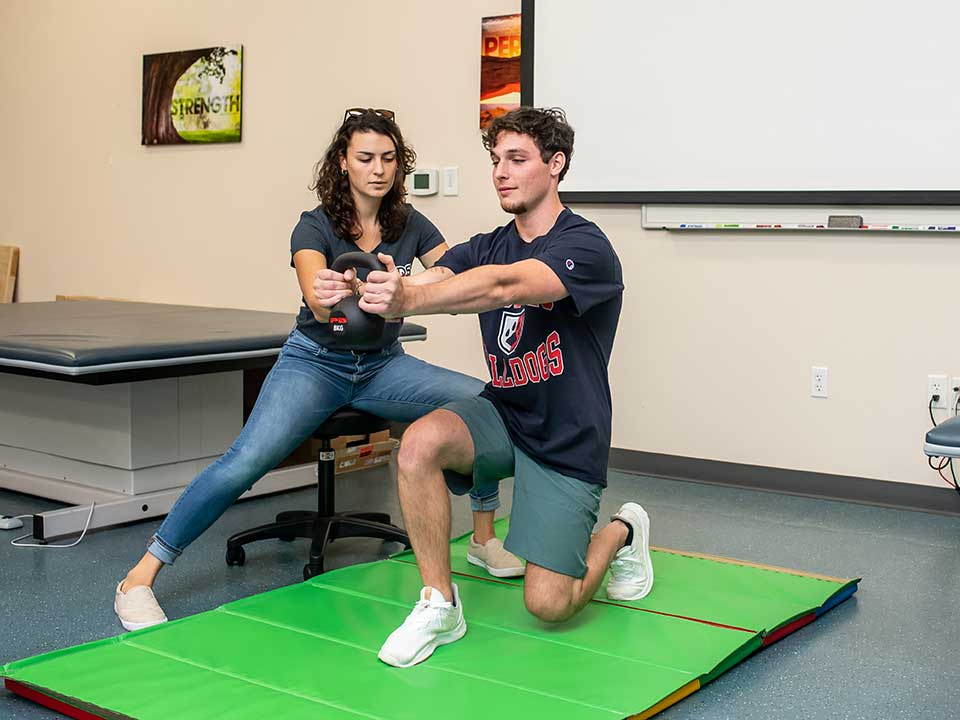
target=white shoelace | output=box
[404,597,452,630]
[611,551,648,580]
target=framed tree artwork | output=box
[142,45,243,145]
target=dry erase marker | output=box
[679,223,706,228]
[937,225,957,231]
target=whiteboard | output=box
[526,0,960,204]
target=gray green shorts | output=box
[441,396,603,578]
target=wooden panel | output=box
[0,246,19,303]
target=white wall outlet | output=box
[928,374,948,410]
[811,366,828,398]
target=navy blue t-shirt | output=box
[437,208,623,486]
[290,205,444,348]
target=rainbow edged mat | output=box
[2,524,859,719]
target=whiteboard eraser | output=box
[827,215,863,228]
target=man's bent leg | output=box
[378,409,475,668]
[380,397,515,668]
[523,520,628,622]
[394,409,475,598]
[503,449,654,622]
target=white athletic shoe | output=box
[606,503,654,601]
[114,581,168,632]
[467,536,526,578]
[378,585,466,668]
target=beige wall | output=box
[3,1,957,490]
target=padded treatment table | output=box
[0,301,426,540]
[924,415,960,458]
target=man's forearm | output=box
[403,266,453,288]
[402,265,515,316]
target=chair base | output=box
[225,510,410,579]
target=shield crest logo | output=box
[497,308,525,355]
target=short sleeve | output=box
[534,225,623,316]
[290,211,331,267]
[434,234,484,275]
[412,210,446,258]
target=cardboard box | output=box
[330,437,399,475]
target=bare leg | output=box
[120,552,164,591]
[472,509,497,545]
[396,409,476,601]
[524,520,629,623]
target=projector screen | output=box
[523,0,960,204]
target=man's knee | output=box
[524,591,574,623]
[524,569,576,623]
[397,410,472,477]
[397,415,443,473]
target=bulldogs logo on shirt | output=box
[497,308,525,355]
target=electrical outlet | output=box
[928,374,948,410]
[811,366,828,398]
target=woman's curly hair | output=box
[311,110,417,244]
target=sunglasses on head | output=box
[343,107,396,123]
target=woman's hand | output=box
[312,267,355,308]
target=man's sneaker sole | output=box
[377,616,467,668]
[466,553,525,578]
[607,503,654,601]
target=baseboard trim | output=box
[609,448,960,517]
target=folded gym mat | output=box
[2,525,859,720]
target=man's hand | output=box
[360,253,406,319]
[312,267,356,308]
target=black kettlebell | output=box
[328,251,387,350]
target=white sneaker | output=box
[378,585,466,668]
[467,536,525,578]
[606,503,654,601]
[114,581,168,631]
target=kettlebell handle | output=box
[331,251,387,275]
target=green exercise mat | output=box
[2,522,859,720]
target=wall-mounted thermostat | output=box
[408,168,438,196]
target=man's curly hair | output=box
[482,107,575,181]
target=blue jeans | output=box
[148,329,495,565]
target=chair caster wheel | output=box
[303,563,323,580]
[226,545,246,566]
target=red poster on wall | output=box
[480,14,521,129]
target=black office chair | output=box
[225,407,410,580]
